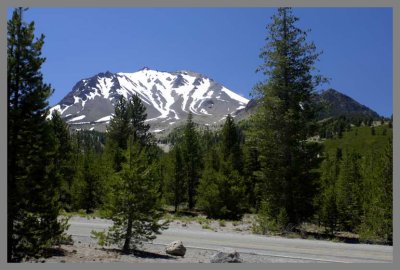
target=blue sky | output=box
[8,7,393,116]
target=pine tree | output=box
[243,144,261,209]
[105,137,167,253]
[359,138,392,243]
[196,163,223,218]
[221,114,243,173]
[49,111,75,211]
[379,138,393,243]
[336,151,362,231]
[318,155,339,235]
[165,146,186,212]
[8,8,67,261]
[106,95,132,171]
[81,150,104,213]
[101,93,166,252]
[182,112,202,210]
[106,94,153,172]
[250,7,324,227]
[196,143,247,220]
[128,94,151,145]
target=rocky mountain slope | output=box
[49,68,248,134]
[317,88,380,120]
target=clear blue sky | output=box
[8,7,393,117]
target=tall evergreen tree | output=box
[128,94,151,145]
[221,114,243,173]
[101,93,166,252]
[251,7,324,227]
[105,95,131,171]
[165,146,186,212]
[107,95,131,149]
[106,94,153,172]
[8,8,67,261]
[336,151,362,231]
[49,111,75,211]
[182,112,202,210]
[197,130,247,220]
[243,144,261,209]
[80,150,105,213]
[197,115,247,219]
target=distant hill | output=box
[317,88,381,120]
[234,88,382,122]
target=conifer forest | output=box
[7,7,393,262]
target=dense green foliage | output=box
[49,111,75,211]
[316,124,393,243]
[182,112,203,210]
[101,95,166,253]
[163,146,187,212]
[249,7,324,227]
[104,138,167,252]
[323,124,392,157]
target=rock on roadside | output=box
[210,249,243,263]
[165,240,186,257]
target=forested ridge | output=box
[7,7,392,262]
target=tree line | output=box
[7,7,392,262]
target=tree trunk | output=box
[123,215,133,253]
[7,213,13,262]
[174,192,178,213]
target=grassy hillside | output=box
[322,123,392,157]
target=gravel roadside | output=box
[37,235,316,263]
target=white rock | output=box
[165,240,186,257]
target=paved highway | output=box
[67,217,392,263]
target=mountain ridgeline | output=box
[50,70,382,136]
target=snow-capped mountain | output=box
[50,68,249,134]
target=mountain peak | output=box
[318,88,380,119]
[50,69,249,133]
[96,71,114,78]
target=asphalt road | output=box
[67,217,392,263]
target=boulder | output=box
[165,240,186,257]
[210,249,243,263]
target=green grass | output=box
[201,223,214,230]
[162,212,210,224]
[322,124,392,157]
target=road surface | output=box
[67,217,392,263]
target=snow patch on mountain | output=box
[68,115,86,122]
[95,115,112,123]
